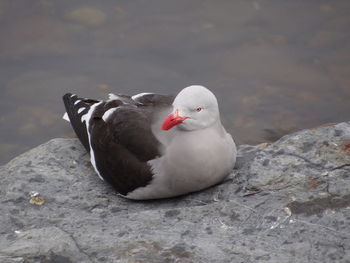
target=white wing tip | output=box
[62,112,70,122]
[102,108,118,122]
[77,107,86,114]
[108,93,121,100]
[131,92,153,101]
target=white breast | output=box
[126,124,236,200]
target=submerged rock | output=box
[1,122,350,262]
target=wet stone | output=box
[28,175,45,183]
[287,194,350,216]
[164,209,181,217]
[262,159,270,166]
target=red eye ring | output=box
[196,107,202,112]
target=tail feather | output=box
[62,93,98,152]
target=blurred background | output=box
[1,0,350,165]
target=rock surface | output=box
[1,122,350,263]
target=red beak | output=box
[161,109,189,130]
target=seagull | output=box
[62,85,236,200]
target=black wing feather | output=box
[62,93,98,151]
[89,104,166,195]
[63,92,174,196]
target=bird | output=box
[62,85,237,200]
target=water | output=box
[1,0,350,165]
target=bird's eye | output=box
[196,107,202,112]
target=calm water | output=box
[1,0,350,165]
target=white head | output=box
[161,85,220,131]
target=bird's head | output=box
[161,85,220,131]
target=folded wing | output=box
[62,92,174,195]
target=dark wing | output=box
[62,93,99,151]
[132,93,174,106]
[63,92,174,196]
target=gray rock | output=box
[1,122,350,263]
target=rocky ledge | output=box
[1,122,350,263]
